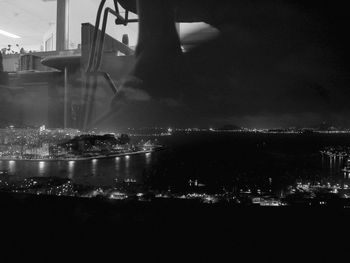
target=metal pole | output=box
[64,67,68,128]
[56,0,69,51]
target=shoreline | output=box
[0,146,164,162]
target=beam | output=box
[56,0,69,51]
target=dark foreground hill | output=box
[0,191,349,262]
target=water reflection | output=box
[125,156,130,169]
[0,152,157,187]
[123,155,131,180]
[92,159,98,176]
[38,161,45,176]
[114,157,121,182]
[145,152,152,166]
[9,160,16,174]
[68,161,75,179]
[322,154,347,178]
[115,157,121,171]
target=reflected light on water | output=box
[145,152,152,165]
[39,161,45,176]
[92,159,97,176]
[9,160,16,173]
[115,157,120,171]
[68,161,75,179]
[125,155,130,169]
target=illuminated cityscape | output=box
[0,125,161,161]
[1,0,350,258]
[1,125,350,209]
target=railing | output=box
[82,0,138,130]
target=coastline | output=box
[0,146,164,162]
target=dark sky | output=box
[105,0,350,129]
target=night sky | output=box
[107,0,350,130]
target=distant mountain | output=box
[316,122,338,131]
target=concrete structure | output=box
[56,0,70,51]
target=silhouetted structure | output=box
[0,51,9,86]
[0,51,3,72]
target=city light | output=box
[39,161,45,169]
[1,125,350,209]
[68,161,75,178]
[68,161,75,172]
[0,126,160,161]
[8,160,16,173]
